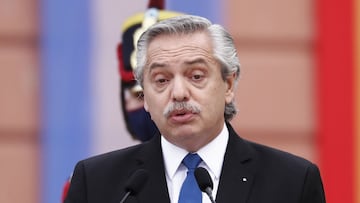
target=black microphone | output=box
[195,167,216,203]
[119,169,149,203]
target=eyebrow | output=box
[147,57,210,71]
[148,62,167,71]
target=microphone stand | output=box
[204,187,216,203]
[119,191,131,203]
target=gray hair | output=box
[134,15,241,121]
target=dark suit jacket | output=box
[65,123,326,203]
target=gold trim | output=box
[122,10,183,32]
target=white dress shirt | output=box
[161,123,229,203]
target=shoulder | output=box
[65,137,162,202]
[244,140,325,202]
[82,144,143,165]
[249,140,314,167]
[227,123,316,170]
[75,136,160,175]
[243,139,321,181]
[226,123,315,169]
[85,140,155,167]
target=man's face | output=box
[142,32,235,151]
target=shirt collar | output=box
[161,123,229,180]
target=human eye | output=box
[190,70,205,81]
[156,78,168,84]
[153,74,169,86]
[192,74,203,80]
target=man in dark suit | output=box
[65,15,326,203]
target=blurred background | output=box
[0,0,358,202]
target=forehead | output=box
[146,32,215,65]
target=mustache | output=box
[163,102,201,118]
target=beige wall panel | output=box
[0,1,39,203]
[225,0,314,40]
[0,0,38,36]
[0,138,39,203]
[0,45,39,131]
[225,0,317,162]
[229,47,317,162]
[232,47,316,131]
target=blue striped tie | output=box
[178,153,202,203]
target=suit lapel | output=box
[131,133,171,203]
[215,123,257,203]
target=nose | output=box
[171,76,189,102]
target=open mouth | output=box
[169,110,197,123]
[171,109,189,117]
[175,112,187,116]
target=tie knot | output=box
[182,153,202,170]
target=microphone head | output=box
[124,169,149,195]
[195,167,213,192]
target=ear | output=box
[224,72,236,104]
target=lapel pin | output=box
[242,177,247,182]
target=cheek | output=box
[143,92,165,116]
[199,86,226,108]
[143,90,150,111]
[143,99,149,112]
[208,83,229,108]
